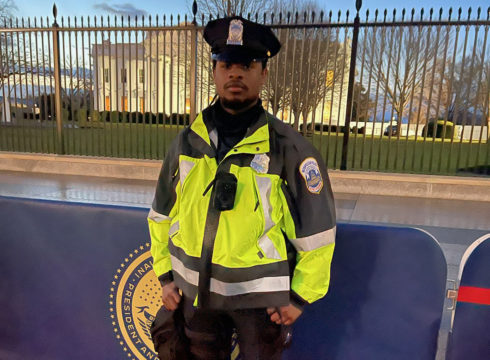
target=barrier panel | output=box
[283,226,447,360]
[447,234,490,360]
[0,196,447,360]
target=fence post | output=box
[189,1,198,123]
[340,0,362,170]
[52,4,64,154]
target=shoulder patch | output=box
[299,157,323,194]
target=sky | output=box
[10,0,490,22]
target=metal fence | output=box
[0,1,489,176]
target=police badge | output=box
[227,19,244,46]
[299,157,323,194]
[250,153,270,174]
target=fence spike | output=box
[21,17,24,27]
[255,12,258,22]
[467,7,471,20]
[93,16,96,26]
[345,10,349,22]
[320,11,324,22]
[192,0,197,24]
[295,11,298,24]
[287,12,291,23]
[393,9,396,21]
[365,9,369,21]
[271,13,275,24]
[40,17,43,27]
[448,7,452,20]
[457,8,462,21]
[75,16,78,27]
[53,3,57,22]
[87,16,90,26]
[28,17,31,28]
[439,8,443,20]
[476,7,481,20]
[337,10,341,22]
[279,12,282,24]
[61,16,64,27]
[329,10,332,21]
[401,8,405,20]
[487,6,490,20]
[411,8,415,21]
[67,16,70,27]
[176,14,180,25]
[356,0,362,13]
[107,15,110,27]
[264,12,267,24]
[429,8,433,21]
[383,9,387,22]
[81,16,83,27]
[170,14,172,26]
[374,9,378,21]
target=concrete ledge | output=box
[1,152,489,201]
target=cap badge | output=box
[227,19,244,46]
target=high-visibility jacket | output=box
[148,107,336,310]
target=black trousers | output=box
[152,296,287,360]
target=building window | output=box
[139,97,144,113]
[139,69,144,84]
[121,68,127,84]
[104,68,109,83]
[121,96,128,111]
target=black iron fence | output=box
[0,1,489,175]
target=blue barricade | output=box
[283,225,447,360]
[447,234,490,360]
[0,196,447,360]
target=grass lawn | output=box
[1,120,488,176]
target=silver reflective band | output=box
[258,235,282,260]
[209,128,218,148]
[169,221,180,237]
[290,226,336,252]
[180,160,195,185]
[170,255,199,286]
[148,208,171,223]
[255,176,274,233]
[210,276,290,296]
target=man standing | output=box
[148,16,336,359]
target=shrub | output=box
[423,120,454,139]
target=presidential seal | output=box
[299,157,323,194]
[110,243,161,360]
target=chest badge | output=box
[251,154,270,174]
[300,157,323,194]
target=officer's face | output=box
[213,60,268,113]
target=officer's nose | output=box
[227,64,243,78]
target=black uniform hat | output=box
[203,16,281,64]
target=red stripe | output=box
[457,286,490,306]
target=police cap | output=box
[203,16,281,64]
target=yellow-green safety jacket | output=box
[148,108,336,310]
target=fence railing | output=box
[0,1,489,176]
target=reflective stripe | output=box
[210,276,290,296]
[209,128,218,148]
[290,226,336,252]
[170,255,199,286]
[255,176,274,233]
[258,235,282,260]
[169,221,180,236]
[148,208,171,223]
[255,176,280,258]
[180,160,195,185]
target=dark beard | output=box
[221,97,258,112]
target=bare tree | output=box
[191,0,273,17]
[358,23,447,133]
[264,3,348,132]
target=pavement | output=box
[0,169,489,359]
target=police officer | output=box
[149,16,336,360]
